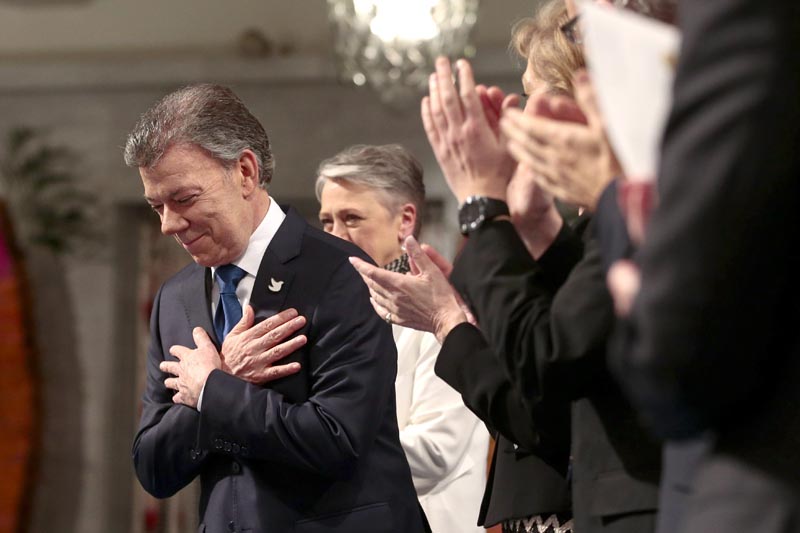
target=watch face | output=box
[459,197,485,235]
[459,196,509,235]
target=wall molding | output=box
[0,46,518,93]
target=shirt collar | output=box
[212,197,286,278]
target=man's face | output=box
[318,180,406,268]
[141,144,254,267]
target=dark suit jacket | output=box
[450,219,661,532]
[132,207,425,533]
[618,0,800,519]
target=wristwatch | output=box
[458,196,510,235]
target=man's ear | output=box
[237,149,261,197]
[398,203,417,242]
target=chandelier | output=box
[326,0,480,107]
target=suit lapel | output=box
[250,253,295,321]
[249,206,304,322]
[178,264,220,347]
[176,207,306,337]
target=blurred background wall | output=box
[0,1,539,531]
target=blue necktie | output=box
[214,264,247,342]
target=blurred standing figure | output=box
[316,144,489,533]
[614,0,800,531]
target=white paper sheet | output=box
[577,1,681,182]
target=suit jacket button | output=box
[214,439,222,450]
[231,461,241,474]
[227,520,236,531]
[232,443,241,454]
[224,441,232,452]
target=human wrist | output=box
[470,181,508,202]
[434,305,468,344]
[515,206,563,260]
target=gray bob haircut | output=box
[124,83,275,189]
[315,144,426,237]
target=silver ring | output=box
[384,312,392,324]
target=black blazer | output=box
[450,219,661,532]
[132,207,425,533]
[620,0,800,494]
[436,321,572,527]
[433,224,585,526]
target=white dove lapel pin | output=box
[268,277,284,293]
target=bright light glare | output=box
[356,0,441,42]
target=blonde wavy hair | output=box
[510,0,586,96]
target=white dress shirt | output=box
[210,197,286,314]
[198,198,285,411]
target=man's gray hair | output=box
[315,144,426,237]
[124,83,275,189]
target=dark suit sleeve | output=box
[132,286,207,498]
[621,0,800,438]
[451,219,613,406]
[435,322,570,471]
[196,259,397,478]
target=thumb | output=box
[420,243,453,278]
[405,236,435,276]
[500,92,521,112]
[192,327,214,349]
[573,69,604,130]
[229,305,255,336]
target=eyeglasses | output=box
[560,0,647,45]
[559,14,582,45]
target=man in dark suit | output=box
[611,0,800,530]
[124,83,425,533]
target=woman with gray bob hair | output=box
[316,144,425,239]
[316,144,489,533]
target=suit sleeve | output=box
[434,322,570,473]
[620,0,800,439]
[196,259,398,478]
[398,331,487,495]
[132,285,207,498]
[450,219,613,406]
